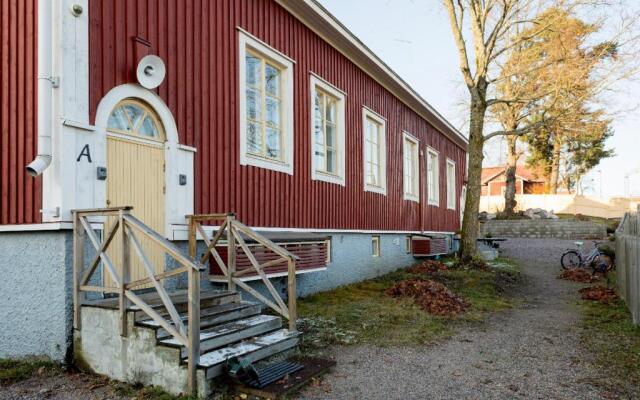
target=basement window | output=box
[372,235,381,257]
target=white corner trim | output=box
[362,107,387,196]
[238,29,295,175]
[310,74,346,186]
[426,146,440,207]
[403,131,420,202]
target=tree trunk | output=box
[503,134,518,215]
[549,136,562,194]
[460,93,487,260]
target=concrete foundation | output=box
[0,231,73,362]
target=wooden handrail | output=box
[187,214,298,332]
[72,207,202,396]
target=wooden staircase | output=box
[78,289,299,396]
[71,208,300,397]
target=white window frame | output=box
[403,132,420,202]
[310,74,346,186]
[362,107,387,195]
[446,158,456,210]
[426,147,440,206]
[238,29,295,175]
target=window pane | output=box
[246,55,261,86]
[139,116,158,138]
[313,93,323,120]
[314,143,326,170]
[326,123,335,147]
[123,103,144,129]
[266,127,281,158]
[265,64,280,96]
[246,88,261,121]
[326,99,336,123]
[247,122,262,154]
[265,96,280,127]
[107,106,130,131]
[326,148,336,173]
[313,118,324,145]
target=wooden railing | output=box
[187,213,299,332]
[72,207,204,395]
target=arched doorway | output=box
[105,99,166,287]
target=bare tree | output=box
[443,0,639,259]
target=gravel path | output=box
[301,238,605,400]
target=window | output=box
[426,147,439,206]
[310,75,346,185]
[403,132,419,201]
[363,108,387,195]
[405,235,412,254]
[447,159,456,210]
[371,235,381,257]
[239,30,294,175]
[107,99,165,142]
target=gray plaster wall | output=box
[0,231,73,362]
[480,220,607,239]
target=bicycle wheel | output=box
[561,250,582,270]
[592,254,614,274]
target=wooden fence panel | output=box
[616,212,640,325]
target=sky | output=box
[318,0,640,197]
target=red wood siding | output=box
[88,0,466,232]
[0,0,40,224]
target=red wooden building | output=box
[0,0,468,373]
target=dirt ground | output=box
[0,239,630,400]
[301,239,621,400]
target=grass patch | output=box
[110,380,195,399]
[0,358,60,386]
[298,259,521,352]
[580,275,640,398]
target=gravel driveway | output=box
[301,238,605,400]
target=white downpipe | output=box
[26,0,53,177]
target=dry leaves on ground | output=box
[558,268,598,283]
[408,260,448,274]
[385,279,469,316]
[579,286,618,303]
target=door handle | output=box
[106,199,111,206]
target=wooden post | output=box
[287,257,297,332]
[119,209,130,337]
[72,212,85,330]
[227,214,237,292]
[187,218,200,396]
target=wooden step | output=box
[82,289,237,313]
[198,329,301,379]
[159,315,282,358]
[137,301,263,339]
[132,291,241,321]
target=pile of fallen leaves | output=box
[557,268,598,283]
[579,286,618,303]
[452,256,489,271]
[385,279,469,316]
[408,260,448,274]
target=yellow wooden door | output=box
[104,100,166,289]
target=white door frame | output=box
[93,84,195,237]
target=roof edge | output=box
[275,0,469,150]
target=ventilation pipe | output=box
[26,0,53,177]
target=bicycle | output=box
[560,240,613,273]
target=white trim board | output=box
[208,267,327,282]
[170,224,454,241]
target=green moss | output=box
[0,358,60,386]
[298,261,521,351]
[580,272,640,398]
